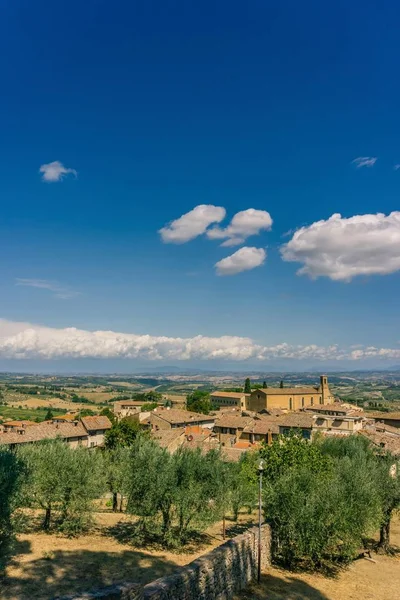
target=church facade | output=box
[246,375,334,412]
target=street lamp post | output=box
[257,459,264,584]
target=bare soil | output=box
[1,512,256,600]
[236,517,400,600]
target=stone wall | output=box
[142,524,270,600]
[57,524,271,600]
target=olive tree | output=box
[0,447,24,572]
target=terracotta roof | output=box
[367,412,400,422]
[243,417,280,435]
[253,387,320,396]
[214,415,255,430]
[114,400,148,407]
[151,427,185,449]
[210,391,249,398]
[359,430,400,456]
[3,420,36,428]
[81,415,112,431]
[151,408,215,425]
[0,421,88,445]
[305,403,361,415]
[279,413,315,429]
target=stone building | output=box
[246,375,334,412]
[210,391,250,409]
[305,403,367,436]
[150,407,215,431]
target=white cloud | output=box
[280,211,400,281]
[215,247,266,276]
[394,164,400,171]
[39,160,77,182]
[207,209,273,246]
[0,319,399,363]
[159,205,226,243]
[351,156,377,168]
[16,279,80,300]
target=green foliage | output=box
[262,381,267,389]
[259,435,332,482]
[71,394,90,404]
[141,402,159,412]
[99,407,116,423]
[186,390,212,415]
[226,455,258,520]
[280,380,284,388]
[244,378,251,393]
[17,439,106,535]
[104,417,143,449]
[132,391,162,403]
[103,447,130,511]
[125,438,226,547]
[263,435,390,570]
[0,448,24,571]
[78,409,96,417]
[45,409,53,421]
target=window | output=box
[229,428,236,435]
[301,397,304,407]
[257,394,260,400]
[319,396,322,404]
[311,397,314,406]
[289,398,293,410]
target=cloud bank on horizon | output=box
[0,319,399,363]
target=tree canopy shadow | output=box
[0,547,177,600]
[237,572,330,600]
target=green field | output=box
[0,405,65,423]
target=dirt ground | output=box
[236,517,400,600]
[1,512,256,600]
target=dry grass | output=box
[2,512,256,600]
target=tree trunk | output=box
[43,507,51,530]
[112,492,118,512]
[379,520,391,553]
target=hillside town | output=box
[1,375,398,459]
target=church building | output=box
[246,375,334,412]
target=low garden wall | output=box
[59,524,271,600]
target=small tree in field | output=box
[172,448,225,543]
[227,456,258,521]
[244,378,251,393]
[0,448,24,572]
[19,439,106,534]
[57,446,106,535]
[104,446,130,512]
[18,439,72,530]
[126,437,176,541]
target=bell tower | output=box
[320,375,331,404]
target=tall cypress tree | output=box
[244,378,251,393]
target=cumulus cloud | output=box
[215,247,266,276]
[280,211,400,281]
[39,160,77,182]
[351,156,377,168]
[0,319,399,363]
[207,209,273,246]
[16,279,80,300]
[159,205,226,243]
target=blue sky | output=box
[0,0,400,371]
